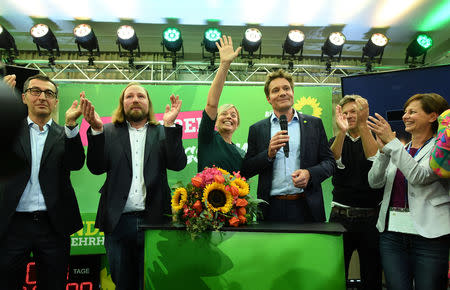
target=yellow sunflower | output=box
[293,97,323,118]
[202,182,233,213]
[216,167,230,176]
[231,178,250,197]
[171,187,188,212]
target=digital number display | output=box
[22,255,99,290]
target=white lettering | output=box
[74,268,90,274]
[96,237,105,245]
[184,118,196,133]
[70,237,105,246]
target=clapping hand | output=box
[367,113,396,149]
[80,91,103,131]
[65,98,82,127]
[163,94,182,127]
[335,105,348,133]
[3,74,16,88]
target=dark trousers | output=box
[104,213,145,290]
[329,209,382,290]
[0,212,70,290]
[380,231,449,290]
[267,197,314,223]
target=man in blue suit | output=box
[241,70,335,223]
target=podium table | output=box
[140,222,346,290]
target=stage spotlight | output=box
[321,32,346,58]
[162,27,183,52]
[361,33,388,72]
[405,34,433,66]
[321,32,346,73]
[30,24,59,52]
[0,25,18,64]
[202,28,222,53]
[283,29,305,56]
[116,25,140,66]
[30,24,60,65]
[0,25,17,51]
[74,24,99,52]
[117,25,139,52]
[363,33,388,58]
[241,28,262,53]
[74,24,99,66]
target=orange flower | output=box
[193,200,203,213]
[236,198,248,207]
[191,176,203,187]
[237,207,246,216]
[229,216,240,227]
[214,174,225,184]
[233,171,241,178]
[229,185,240,197]
[238,215,247,224]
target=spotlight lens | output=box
[370,33,388,47]
[288,30,305,43]
[205,28,221,42]
[117,25,135,40]
[329,32,345,46]
[417,34,432,49]
[244,28,262,42]
[74,24,92,38]
[31,24,49,38]
[164,28,181,42]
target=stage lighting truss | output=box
[240,28,262,66]
[405,34,433,67]
[116,25,140,67]
[201,28,222,69]
[361,33,388,72]
[321,32,346,73]
[30,24,60,65]
[282,29,305,69]
[74,24,100,66]
[0,25,18,64]
[162,27,184,68]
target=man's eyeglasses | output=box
[25,87,57,99]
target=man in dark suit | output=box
[81,83,187,290]
[0,74,85,289]
[241,70,335,223]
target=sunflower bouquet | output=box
[171,167,262,236]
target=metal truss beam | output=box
[13,59,408,87]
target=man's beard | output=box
[125,109,148,122]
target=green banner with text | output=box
[57,83,333,255]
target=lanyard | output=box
[403,137,433,208]
[406,138,432,157]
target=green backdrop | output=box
[57,83,333,255]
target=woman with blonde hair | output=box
[197,35,244,173]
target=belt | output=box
[273,193,306,200]
[122,211,146,217]
[332,206,378,218]
[15,211,49,221]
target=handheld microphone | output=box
[279,114,289,158]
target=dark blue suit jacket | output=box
[241,111,335,222]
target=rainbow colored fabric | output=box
[430,109,450,178]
